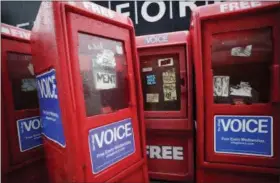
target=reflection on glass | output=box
[211,28,272,104]
[78,33,129,116]
[7,52,38,110]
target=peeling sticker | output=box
[213,76,230,97]
[146,74,156,85]
[162,68,177,101]
[162,68,176,84]
[158,57,174,67]
[230,81,252,97]
[231,45,252,57]
[92,48,117,90]
[94,49,116,68]
[146,93,159,103]
[142,67,152,72]
[163,84,177,101]
[27,63,35,76]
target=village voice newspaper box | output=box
[136,32,194,182]
[1,23,47,183]
[31,2,148,183]
[191,2,280,183]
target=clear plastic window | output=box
[7,52,38,110]
[140,54,181,111]
[211,28,272,104]
[78,33,129,116]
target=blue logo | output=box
[88,118,135,174]
[17,116,42,152]
[146,74,156,85]
[36,69,66,147]
[215,115,273,157]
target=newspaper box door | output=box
[67,13,143,181]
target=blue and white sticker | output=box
[146,74,156,85]
[36,69,66,147]
[215,115,273,157]
[17,116,42,152]
[88,118,135,174]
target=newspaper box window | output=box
[79,34,129,116]
[212,28,272,105]
[7,53,38,110]
[140,54,181,111]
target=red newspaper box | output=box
[1,23,47,183]
[191,2,280,183]
[136,31,194,182]
[31,2,148,183]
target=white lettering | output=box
[259,119,268,133]
[251,1,262,8]
[83,2,114,19]
[104,129,114,145]
[246,119,258,133]
[93,133,104,149]
[125,123,132,137]
[219,117,270,134]
[116,3,130,17]
[144,34,168,44]
[22,119,41,132]
[220,3,228,13]
[162,146,172,160]
[173,146,184,160]
[231,119,242,132]
[37,74,58,99]
[146,145,184,160]
[179,2,197,17]
[240,2,250,9]
[92,122,133,149]
[141,2,166,22]
[229,2,239,11]
[117,125,125,139]
[220,119,231,132]
[150,145,161,159]
[220,2,262,13]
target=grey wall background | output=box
[1,1,218,36]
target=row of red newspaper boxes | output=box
[1,1,279,183]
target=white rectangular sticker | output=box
[158,57,174,67]
[231,45,252,57]
[94,71,117,90]
[142,67,152,72]
[213,76,230,97]
[162,68,177,101]
[163,83,177,101]
[230,81,252,97]
[95,49,116,68]
[146,93,159,103]
[162,68,176,84]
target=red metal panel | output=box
[136,31,194,182]
[192,2,280,183]
[1,23,47,183]
[31,2,148,183]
